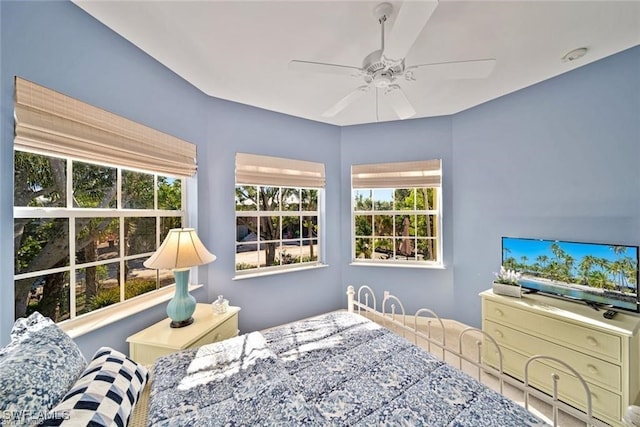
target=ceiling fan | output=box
[289,1,496,120]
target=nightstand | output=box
[127,304,241,365]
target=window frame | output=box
[234,184,325,277]
[13,149,187,324]
[350,160,443,268]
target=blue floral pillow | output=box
[0,312,86,426]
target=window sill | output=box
[59,284,203,339]
[349,261,446,270]
[233,263,328,280]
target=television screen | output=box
[501,237,639,313]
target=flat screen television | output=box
[501,237,639,313]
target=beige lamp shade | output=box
[144,228,216,270]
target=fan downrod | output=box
[373,2,393,23]
[362,3,404,85]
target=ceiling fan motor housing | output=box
[362,49,404,87]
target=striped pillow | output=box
[41,347,148,427]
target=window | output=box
[235,153,325,276]
[14,151,185,322]
[351,160,442,266]
[13,77,196,323]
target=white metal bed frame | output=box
[346,285,611,427]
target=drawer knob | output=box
[494,330,504,339]
[494,308,504,317]
[586,364,598,375]
[586,336,598,347]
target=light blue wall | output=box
[338,46,639,327]
[198,93,343,333]
[340,118,456,316]
[451,46,640,326]
[0,0,209,356]
[0,1,341,356]
[1,1,638,356]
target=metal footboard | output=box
[346,285,609,427]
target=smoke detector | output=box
[561,47,588,63]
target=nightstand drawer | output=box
[484,299,621,362]
[130,344,175,366]
[192,314,238,347]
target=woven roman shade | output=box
[352,159,441,188]
[14,77,197,177]
[236,152,326,188]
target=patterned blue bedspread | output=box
[149,311,548,426]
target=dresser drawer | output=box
[484,299,621,362]
[191,314,238,348]
[485,344,621,423]
[485,319,621,392]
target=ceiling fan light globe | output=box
[373,73,393,88]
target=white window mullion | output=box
[69,216,77,318]
[318,189,325,263]
[154,175,158,210]
[154,175,160,250]
[120,216,126,303]
[117,169,125,303]
[67,159,76,318]
[117,168,122,210]
[14,266,69,281]
[437,186,443,265]
[66,158,73,208]
[13,207,183,219]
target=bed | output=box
[134,285,610,427]
[0,285,627,426]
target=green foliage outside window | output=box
[235,185,320,273]
[14,150,184,322]
[353,187,439,263]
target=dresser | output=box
[127,304,240,365]
[481,290,640,426]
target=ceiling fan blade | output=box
[383,1,438,62]
[289,60,361,76]
[407,59,496,80]
[384,85,416,120]
[322,85,370,117]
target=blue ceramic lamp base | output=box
[167,269,197,328]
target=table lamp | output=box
[143,228,216,328]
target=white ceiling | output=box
[72,1,640,126]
